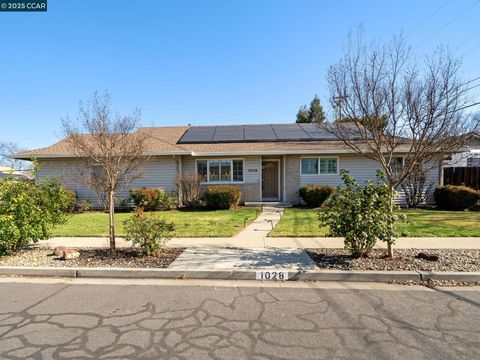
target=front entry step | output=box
[244,201,292,208]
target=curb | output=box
[2,266,480,283]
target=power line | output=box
[414,0,480,49]
[463,76,480,86]
[455,29,480,50]
[466,83,480,92]
[461,41,480,58]
[447,101,480,114]
[407,0,450,38]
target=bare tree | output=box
[0,142,30,171]
[400,166,434,208]
[62,91,150,250]
[325,31,480,257]
[175,172,203,208]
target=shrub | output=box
[434,185,480,211]
[0,176,70,255]
[400,167,434,208]
[204,185,241,210]
[162,191,178,210]
[319,170,401,258]
[77,199,92,212]
[176,172,203,208]
[123,208,175,256]
[299,185,335,207]
[115,198,132,212]
[62,189,77,213]
[130,188,166,211]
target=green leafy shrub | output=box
[162,191,178,210]
[319,170,400,258]
[62,189,77,213]
[130,188,176,211]
[434,185,480,211]
[77,199,92,212]
[299,185,335,207]
[122,208,175,256]
[0,176,70,255]
[115,198,132,212]
[204,185,241,210]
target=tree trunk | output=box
[108,190,116,251]
[387,185,395,259]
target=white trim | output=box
[12,151,190,159]
[13,148,417,160]
[261,159,281,201]
[300,156,340,175]
[195,158,245,184]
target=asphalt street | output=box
[0,278,479,359]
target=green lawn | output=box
[52,208,259,237]
[269,208,480,237]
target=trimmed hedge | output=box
[62,189,77,213]
[204,185,241,210]
[434,185,480,211]
[130,188,165,211]
[299,185,335,207]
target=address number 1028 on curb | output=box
[256,270,289,281]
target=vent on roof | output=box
[177,124,341,144]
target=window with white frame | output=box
[301,157,338,175]
[196,159,244,183]
[389,156,404,176]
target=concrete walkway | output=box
[168,248,316,270]
[232,206,284,242]
[37,236,480,249]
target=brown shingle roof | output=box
[12,124,411,159]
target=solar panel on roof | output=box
[212,125,244,142]
[244,125,276,141]
[177,123,348,144]
[272,124,310,140]
[298,123,338,140]
[178,126,216,143]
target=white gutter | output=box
[11,151,191,159]
[190,149,411,156]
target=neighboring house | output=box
[12,123,441,207]
[0,166,32,180]
[443,133,480,167]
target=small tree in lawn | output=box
[62,91,150,251]
[296,95,326,123]
[319,170,400,258]
[324,30,479,258]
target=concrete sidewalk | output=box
[37,236,480,249]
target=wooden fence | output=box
[443,167,480,190]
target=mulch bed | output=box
[0,248,185,268]
[305,248,480,272]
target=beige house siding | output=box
[36,153,440,207]
[37,156,178,208]
[182,155,261,202]
[289,155,439,206]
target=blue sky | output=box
[1,0,480,150]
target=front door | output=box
[262,160,279,200]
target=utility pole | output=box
[333,95,348,121]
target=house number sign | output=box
[256,270,289,281]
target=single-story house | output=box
[12,123,441,207]
[443,133,480,167]
[0,166,32,180]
